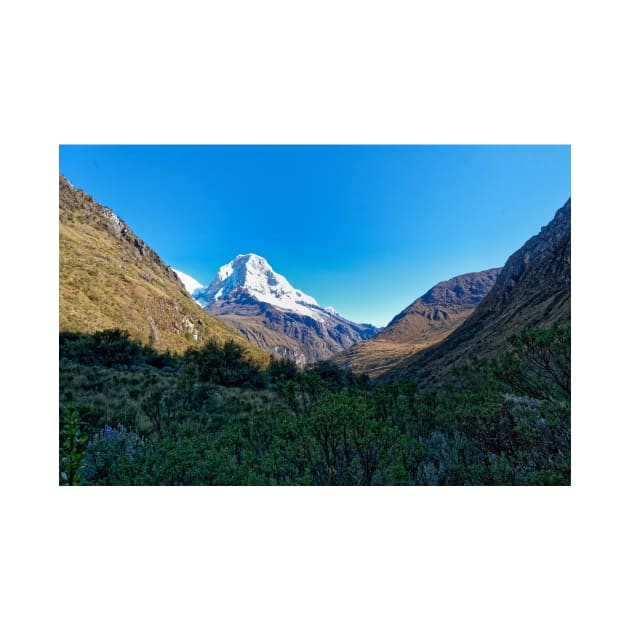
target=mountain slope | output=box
[195,253,320,317]
[197,253,379,366]
[381,198,571,385]
[59,175,268,361]
[173,268,204,295]
[331,269,501,377]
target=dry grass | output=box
[59,176,269,365]
[331,335,452,378]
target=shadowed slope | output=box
[381,198,571,385]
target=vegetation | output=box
[332,269,502,378]
[59,175,269,362]
[59,326,570,485]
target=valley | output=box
[59,173,571,486]
[330,269,501,377]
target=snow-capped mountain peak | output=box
[200,253,322,318]
[172,268,204,295]
[178,253,380,363]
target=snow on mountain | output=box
[195,253,380,363]
[198,253,326,320]
[172,268,204,296]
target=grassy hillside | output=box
[59,175,268,363]
[330,337,448,378]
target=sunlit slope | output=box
[330,269,501,377]
[59,175,269,363]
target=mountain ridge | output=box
[59,175,269,362]
[195,253,322,317]
[173,268,204,295]
[195,253,379,366]
[381,198,571,384]
[330,268,501,377]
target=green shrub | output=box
[59,403,89,486]
[58,326,570,485]
[182,339,264,387]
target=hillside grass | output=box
[59,176,269,364]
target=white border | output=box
[3,2,628,629]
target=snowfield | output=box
[172,268,204,295]
[199,253,328,321]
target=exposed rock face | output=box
[199,254,379,366]
[330,269,501,377]
[381,198,571,385]
[59,175,268,361]
[207,297,378,367]
[381,269,502,343]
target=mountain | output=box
[59,175,268,361]
[330,268,501,377]
[195,253,379,366]
[172,269,204,295]
[381,198,571,385]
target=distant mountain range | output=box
[175,254,379,366]
[59,175,267,361]
[380,198,571,384]
[59,174,570,382]
[330,268,501,377]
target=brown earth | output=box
[380,198,571,385]
[330,269,501,377]
[205,294,378,367]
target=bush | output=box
[80,425,146,485]
[59,403,89,485]
[60,329,172,369]
[267,357,298,382]
[58,325,570,485]
[182,339,263,387]
[493,326,570,402]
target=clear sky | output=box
[59,145,570,327]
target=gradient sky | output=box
[59,145,570,327]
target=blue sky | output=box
[59,145,570,327]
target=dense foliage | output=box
[59,327,570,485]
